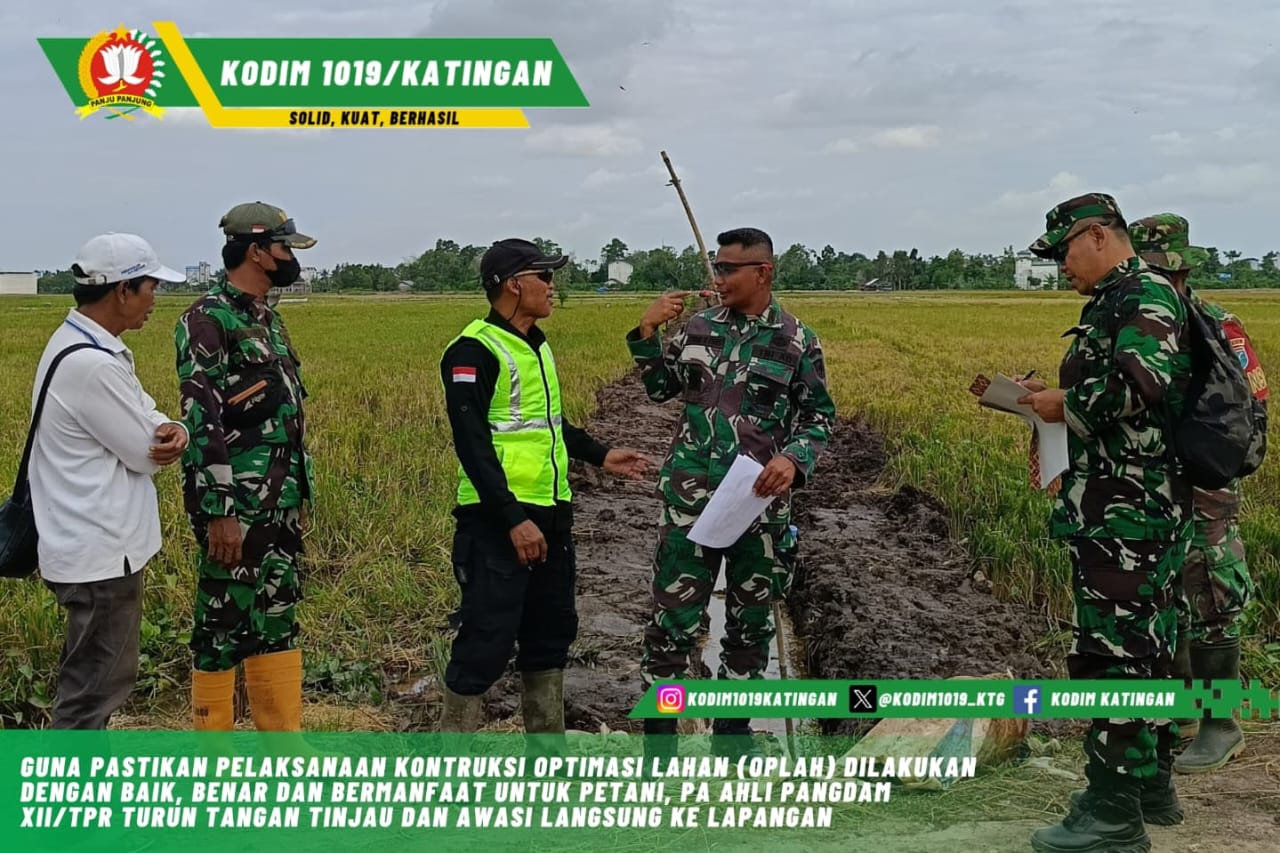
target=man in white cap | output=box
[28,232,189,729]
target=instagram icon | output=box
[656,684,686,714]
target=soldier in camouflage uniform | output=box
[625,227,835,754]
[1129,213,1267,774]
[1021,194,1193,853]
[176,202,316,732]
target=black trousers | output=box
[45,569,143,729]
[444,517,578,695]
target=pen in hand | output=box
[1022,369,1037,381]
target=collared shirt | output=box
[28,310,186,583]
[626,297,836,529]
[1052,256,1192,541]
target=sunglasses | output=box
[1050,219,1117,263]
[514,270,555,284]
[230,218,299,244]
[711,261,772,277]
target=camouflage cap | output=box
[1128,213,1208,272]
[1029,192,1125,258]
[219,201,316,249]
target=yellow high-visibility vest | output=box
[447,319,571,507]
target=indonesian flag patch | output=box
[452,366,478,383]
[1222,319,1269,401]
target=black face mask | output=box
[267,253,301,289]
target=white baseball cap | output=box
[72,233,186,286]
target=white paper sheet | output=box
[977,373,1070,489]
[687,455,778,548]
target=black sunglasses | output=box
[514,270,555,284]
[1051,218,1118,262]
[711,261,772,277]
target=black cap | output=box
[479,238,568,290]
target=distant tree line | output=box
[35,239,1280,294]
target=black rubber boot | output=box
[1034,766,1150,853]
[711,717,763,760]
[642,718,678,778]
[1175,638,1245,773]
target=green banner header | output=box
[39,36,588,109]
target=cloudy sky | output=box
[4,0,1278,272]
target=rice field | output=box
[1,289,1277,722]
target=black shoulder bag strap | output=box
[10,343,105,500]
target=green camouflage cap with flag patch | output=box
[1128,213,1208,272]
[1029,192,1125,258]
[219,201,316,249]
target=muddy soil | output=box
[785,414,1057,735]
[476,370,1057,734]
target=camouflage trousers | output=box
[640,509,793,687]
[190,508,303,672]
[1068,536,1187,778]
[1174,517,1253,645]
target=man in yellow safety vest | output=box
[438,238,651,735]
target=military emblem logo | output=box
[76,25,167,120]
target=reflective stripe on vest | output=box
[446,318,571,507]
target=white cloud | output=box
[582,168,629,189]
[1150,130,1188,148]
[990,172,1089,213]
[523,123,642,158]
[1128,162,1277,205]
[822,138,860,155]
[869,125,940,149]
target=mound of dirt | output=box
[786,416,1055,734]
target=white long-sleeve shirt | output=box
[28,311,185,583]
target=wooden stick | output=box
[773,599,797,760]
[660,151,718,302]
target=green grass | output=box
[1,290,1277,724]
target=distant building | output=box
[182,261,214,288]
[1244,258,1262,271]
[606,260,633,287]
[278,267,316,295]
[0,271,37,295]
[1014,252,1060,290]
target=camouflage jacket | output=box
[1187,288,1269,523]
[175,281,313,518]
[1052,256,1192,541]
[626,298,835,529]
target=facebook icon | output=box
[1013,684,1042,715]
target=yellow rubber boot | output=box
[243,649,303,731]
[192,668,236,730]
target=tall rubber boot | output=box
[1033,765,1149,853]
[1175,638,1245,773]
[1169,616,1199,740]
[192,668,236,730]
[521,669,567,770]
[1068,725,1182,825]
[643,718,678,779]
[520,669,565,733]
[439,686,484,733]
[242,649,303,731]
[711,717,762,760]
